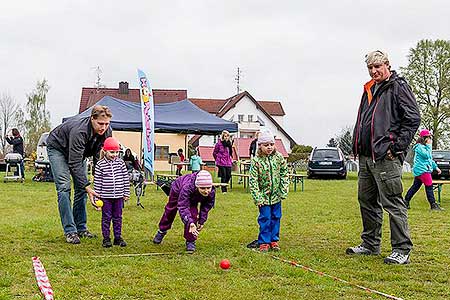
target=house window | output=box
[238,114,244,122]
[155,146,169,160]
[248,115,253,122]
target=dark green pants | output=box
[358,155,413,254]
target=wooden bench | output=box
[230,173,250,192]
[432,180,450,204]
[289,173,306,192]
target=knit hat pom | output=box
[103,137,120,151]
[195,170,213,187]
[257,129,275,144]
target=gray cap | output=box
[365,50,389,65]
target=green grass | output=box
[1,172,449,299]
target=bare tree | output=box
[0,93,19,156]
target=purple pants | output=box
[101,198,124,239]
[158,194,199,242]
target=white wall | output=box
[222,95,291,151]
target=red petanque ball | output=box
[220,259,230,270]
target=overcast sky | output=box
[1,0,449,147]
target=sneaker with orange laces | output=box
[270,241,280,251]
[259,244,270,252]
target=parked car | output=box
[307,147,347,179]
[432,150,450,179]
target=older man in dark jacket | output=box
[47,105,112,244]
[346,50,420,264]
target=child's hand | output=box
[437,167,442,175]
[197,224,204,231]
[124,196,129,202]
[189,223,199,237]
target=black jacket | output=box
[249,139,257,157]
[352,71,420,162]
[47,116,112,188]
[5,136,24,156]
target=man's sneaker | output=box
[102,238,112,248]
[65,232,80,244]
[113,237,127,247]
[384,251,410,264]
[346,245,379,255]
[153,230,167,244]
[259,244,270,252]
[78,230,97,239]
[186,241,196,253]
[270,241,280,251]
[246,240,259,249]
[430,203,443,211]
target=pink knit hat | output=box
[195,170,213,187]
[258,129,275,144]
[419,129,432,137]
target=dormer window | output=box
[248,115,253,122]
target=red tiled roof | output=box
[258,101,285,116]
[197,146,215,162]
[233,138,289,159]
[79,87,187,113]
[197,138,288,162]
[188,98,226,114]
[188,97,285,116]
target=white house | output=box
[189,91,296,155]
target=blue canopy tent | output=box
[63,96,237,134]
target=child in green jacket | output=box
[249,130,289,252]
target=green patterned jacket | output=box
[249,151,289,206]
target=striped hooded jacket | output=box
[94,157,130,199]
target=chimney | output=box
[119,81,129,94]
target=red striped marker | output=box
[32,257,54,300]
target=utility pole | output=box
[93,66,104,90]
[235,67,242,94]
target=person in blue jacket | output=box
[404,129,442,210]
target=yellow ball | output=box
[95,200,104,208]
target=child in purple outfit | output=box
[152,170,215,253]
[94,137,130,248]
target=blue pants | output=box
[48,146,88,235]
[258,202,282,244]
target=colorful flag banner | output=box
[137,69,155,174]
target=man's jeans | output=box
[48,146,88,235]
[358,155,413,254]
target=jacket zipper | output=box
[268,155,273,205]
[370,97,382,163]
[354,101,363,157]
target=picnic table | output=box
[432,180,450,204]
[170,162,190,174]
[230,173,250,192]
[289,173,306,192]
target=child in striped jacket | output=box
[94,137,130,248]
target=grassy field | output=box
[1,172,449,300]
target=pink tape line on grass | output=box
[270,255,404,300]
[250,249,403,300]
[32,257,54,300]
